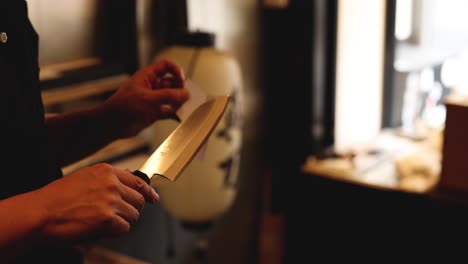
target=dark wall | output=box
[95,0,138,73]
[260,0,337,213]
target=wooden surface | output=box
[80,245,150,264]
[40,58,102,80]
[41,74,129,107]
[62,137,149,175]
[40,57,130,107]
[301,129,442,194]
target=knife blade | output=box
[132,95,230,187]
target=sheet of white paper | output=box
[176,80,208,121]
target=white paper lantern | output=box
[150,32,243,225]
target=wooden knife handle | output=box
[132,170,150,185]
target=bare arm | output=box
[0,189,49,262]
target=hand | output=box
[101,59,190,138]
[34,163,159,243]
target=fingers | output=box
[114,167,159,204]
[147,60,185,88]
[119,184,146,212]
[159,75,184,89]
[114,198,140,224]
[102,215,131,236]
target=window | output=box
[388,0,468,135]
[395,0,413,41]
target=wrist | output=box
[94,103,130,140]
[98,98,148,139]
[24,189,55,241]
[0,190,52,248]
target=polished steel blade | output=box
[139,95,230,184]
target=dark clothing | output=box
[0,0,62,197]
[0,0,82,263]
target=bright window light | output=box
[334,0,386,151]
[441,57,462,88]
[395,0,413,41]
[420,67,434,92]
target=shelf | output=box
[41,74,130,107]
[39,57,131,107]
[40,58,103,81]
[62,137,150,175]
[394,43,464,72]
[301,129,442,194]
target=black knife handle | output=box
[132,170,150,185]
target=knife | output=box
[132,95,230,187]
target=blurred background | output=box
[27,0,468,263]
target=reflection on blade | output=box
[139,95,230,183]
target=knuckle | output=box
[104,182,120,193]
[103,192,120,206]
[96,196,116,213]
[94,163,114,172]
[92,164,119,185]
[98,209,115,225]
[134,177,145,189]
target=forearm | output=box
[0,191,49,262]
[45,106,121,167]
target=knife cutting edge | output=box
[132,95,230,187]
